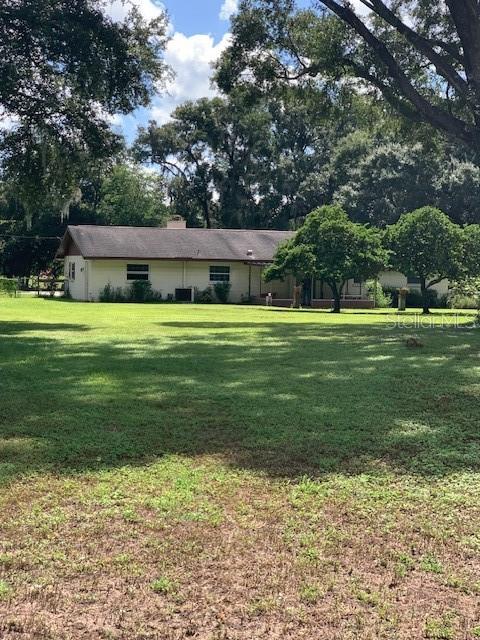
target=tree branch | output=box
[361,0,468,98]
[319,0,474,145]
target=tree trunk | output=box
[292,284,302,309]
[330,282,343,313]
[420,277,430,314]
[202,199,211,229]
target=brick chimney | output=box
[166,216,187,229]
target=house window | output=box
[68,262,76,281]
[353,277,362,284]
[127,264,149,281]
[209,266,230,282]
[407,274,421,285]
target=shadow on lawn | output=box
[0,317,479,482]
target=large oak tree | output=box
[0,0,170,227]
[218,0,480,153]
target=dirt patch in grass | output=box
[1,301,480,638]
[1,461,480,639]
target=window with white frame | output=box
[209,265,230,282]
[68,262,76,281]
[407,274,421,285]
[127,264,149,281]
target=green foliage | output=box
[0,0,170,229]
[299,583,322,603]
[421,554,444,574]
[366,280,392,309]
[462,225,480,279]
[0,580,11,600]
[0,276,18,297]
[194,286,215,304]
[129,280,155,303]
[99,281,162,303]
[219,0,480,154]
[151,577,177,595]
[448,279,480,312]
[213,282,231,304]
[99,283,126,303]
[135,91,275,228]
[139,60,480,231]
[387,207,464,312]
[267,205,388,312]
[97,164,169,227]
[264,240,315,283]
[333,141,438,226]
[383,287,442,309]
[424,615,455,639]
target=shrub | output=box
[449,294,478,309]
[99,283,124,302]
[129,279,153,302]
[384,286,440,309]
[194,286,215,303]
[366,280,392,308]
[100,281,162,303]
[0,276,18,297]
[448,281,480,309]
[213,281,231,304]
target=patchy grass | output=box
[0,299,479,638]
[0,580,11,600]
[151,576,177,596]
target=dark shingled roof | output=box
[57,225,294,262]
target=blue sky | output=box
[108,0,239,143]
[163,0,234,40]
[109,0,364,143]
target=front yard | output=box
[0,299,479,639]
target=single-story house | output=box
[57,218,448,306]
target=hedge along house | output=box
[57,219,448,306]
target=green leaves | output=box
[0,0,170,228]
[387,207,465,284]
[265,204,388,310]
[97,164,168,227]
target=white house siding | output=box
[65,256,88,300]
[65,258,448,304]
[378,271,449,297]
[67,258,291,302]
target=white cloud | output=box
[0,111,18,132]
[150,32,232,124]
[106,0,165,23]
[104,1,234,133]
[350,0,371,17]
[219,0,238,21]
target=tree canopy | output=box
[97,164,168,227]
[387,206,465,313]
[0,0,170,228]
[265,204,388,311]
[218,0,480,154]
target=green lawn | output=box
[1,298,480,639]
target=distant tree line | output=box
[3,0,480,287]
[135,87,480,230]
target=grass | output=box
[0,298,480,638]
